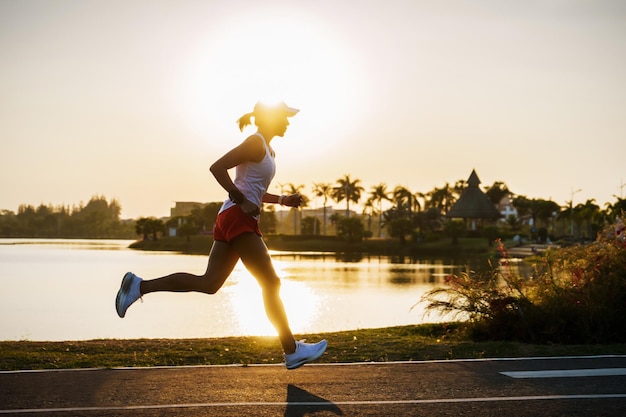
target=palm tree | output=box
[578,199,601,239]
[369,183,390,237]
[332,174,364,218]
[362,198,375,234]
[425,183,456,214]
[513,195,532,224]
[135,218,149,240]
[484,181,512,206]
[275,182,289,234]
[286,183,307,234]
[605,197,626,222]
[383,186,422,243]
[139,217,164,241]
[558,199,575,236]
[312,182,333,235]
[392,186,420,214]
[560,199,590,239]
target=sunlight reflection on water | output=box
[0,239,464,341]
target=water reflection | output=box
[0,238,131,250]
[226,271,323,337]
[1,239,468,341]
[272,253,463,288]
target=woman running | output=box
[115,101,327,369]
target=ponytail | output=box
[236,112,254,132]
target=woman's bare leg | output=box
[231,233,296,354]
[140,241,240,295]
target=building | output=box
[446,169,501,230]
[170,202,206,218]
[497,193,518,222]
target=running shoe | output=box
[115,272,142,318]
[284,340,327,370]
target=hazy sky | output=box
[2,0,625,219]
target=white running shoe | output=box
[284,340,327,370]
[115,272,142,318]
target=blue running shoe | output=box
[284,340,327,370]
[115,272,142,318]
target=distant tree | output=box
[505,214,522,232]
[0,210,18,236]
[165,216,181,235]
[53,205,70,237]
[336,216,365,242]
[1,196,130,238]
[312,182,333,235]
[136,217,164,240]
[392,186,420,214]
[382,207,413,244]
[135,218,150,240]
[301,216,320,236]
[16,204,37,236]
[146,218,165,240]
[605,197,626,222]
[425,183,456,214]
[188,202,221,233]
[72,195,122,238]
[177,221,197,242]
[369,183,391,238]
[332,175,363,218]
[452,179,467,199]
[188,204,206,231]
[532,199,561,232]
[578,199,602,239]
[385,186,423,240]
[362,198,375,234]
[558,199,578,237]
[444,219,465,245]
[513,196,560,237]
[512,195,532,221]
[484,181,511,205]
[329,213,341,229]
[286,183,307,234]
[35,204,56,236]
[259,204,277,234]
[416,207,443,235]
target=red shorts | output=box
[213,205,262,243]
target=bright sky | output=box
[2,0,625,219]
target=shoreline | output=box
[2,324,625,371]
[130,235,500,260]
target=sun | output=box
[178,7,365,157]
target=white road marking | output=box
[2,358,625,414]
[1,394,626,414]
[501,368,626,379]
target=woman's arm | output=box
[262,193,303,207]
[209,135,265,192]
[210,136,265,215]
[262,193,280,204]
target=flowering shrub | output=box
[421,215,626,344]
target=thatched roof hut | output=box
[446,170,501,229]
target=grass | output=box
[2,323,625,371]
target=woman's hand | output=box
[284,193,304,208]
[241,200,261,216]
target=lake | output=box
[0,239,466,341]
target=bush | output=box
[336,217,365,242]
[421,216,626,344]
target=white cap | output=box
[253,101,299,117]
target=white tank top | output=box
[219,132,276,218]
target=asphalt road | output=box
[1,355,625,416]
